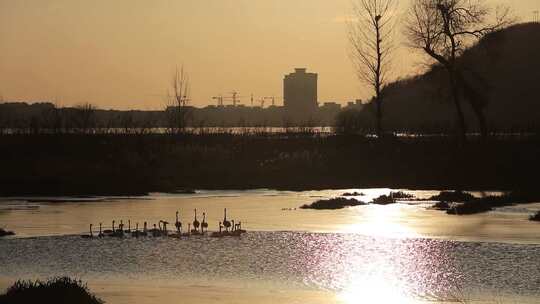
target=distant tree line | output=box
[0,101,342,136]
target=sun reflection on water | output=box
[338,273,421,304]
[342,204,422,239]
[333,201,428,303]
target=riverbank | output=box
[1,134,539,196]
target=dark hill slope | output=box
[364,23,540,132]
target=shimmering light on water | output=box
[1,189,540,303]
[338,274,418,304]
[341,204,422,238]
[337,204,423,303]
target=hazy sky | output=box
[0,0,538,109]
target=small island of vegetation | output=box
[342,191,365,197]
[427,190,540,215]
[371,191,415,205]
[300,197,366,210]
[428,191,475,202]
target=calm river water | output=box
[1,189,539,304]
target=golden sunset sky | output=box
[0,0,538,109]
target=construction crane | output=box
[212,91,248,107]
[263,96,282,107]
[212,95,225,107]
[229,91,241,107]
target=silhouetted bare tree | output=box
[404,0,513,141]
[166,66,191,135]
[349,0,397,138]
[71,103,98,134]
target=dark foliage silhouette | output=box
[352,23,540,135]
[1,134,540,196]
[300,197,366,210]
[429,190,475,202]
[0,277,104,304]
[404,0,513,141]
[0,228,15,237]
[425,190,540,215]
[342,191,365,197]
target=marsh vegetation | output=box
[0,277,103,304]
[428,190,540,215]
[300,197,366,210]
[0,228,15,237]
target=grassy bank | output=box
[1,134,539,196]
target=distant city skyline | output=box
[0,0,537,110]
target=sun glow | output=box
[338,273,421,304]
[342,204,422,239]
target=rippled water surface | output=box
[1,189,540,303]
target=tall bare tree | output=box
[166,66,191,135]
[71,103,97,134]
[349,0,397,138]
[404,0,512,141]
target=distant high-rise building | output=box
[283,68,318,113]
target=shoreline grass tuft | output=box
[0,228,15,237]
[0,277,104,304]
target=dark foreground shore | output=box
[1,134,539,196]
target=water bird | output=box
[124,220,131,233]
[119,220,125,233]
[151,224,160,237]
[141,222,148,236]
[192,209,200,234]
[161,220,169,236]
[182,223,191,237]
[201,212,208,233]
[98,223,104,238]
[237,221,246,234]
[81,224,93,238]
[103,220,114,234]
[111,220,124,237]
[175,211,182,234]
[106,220,123,237]
[232,221,245,235]
[230,220,242,236]
[223,208,231,232]
[112,227,124,237]
[132,223,140,237]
